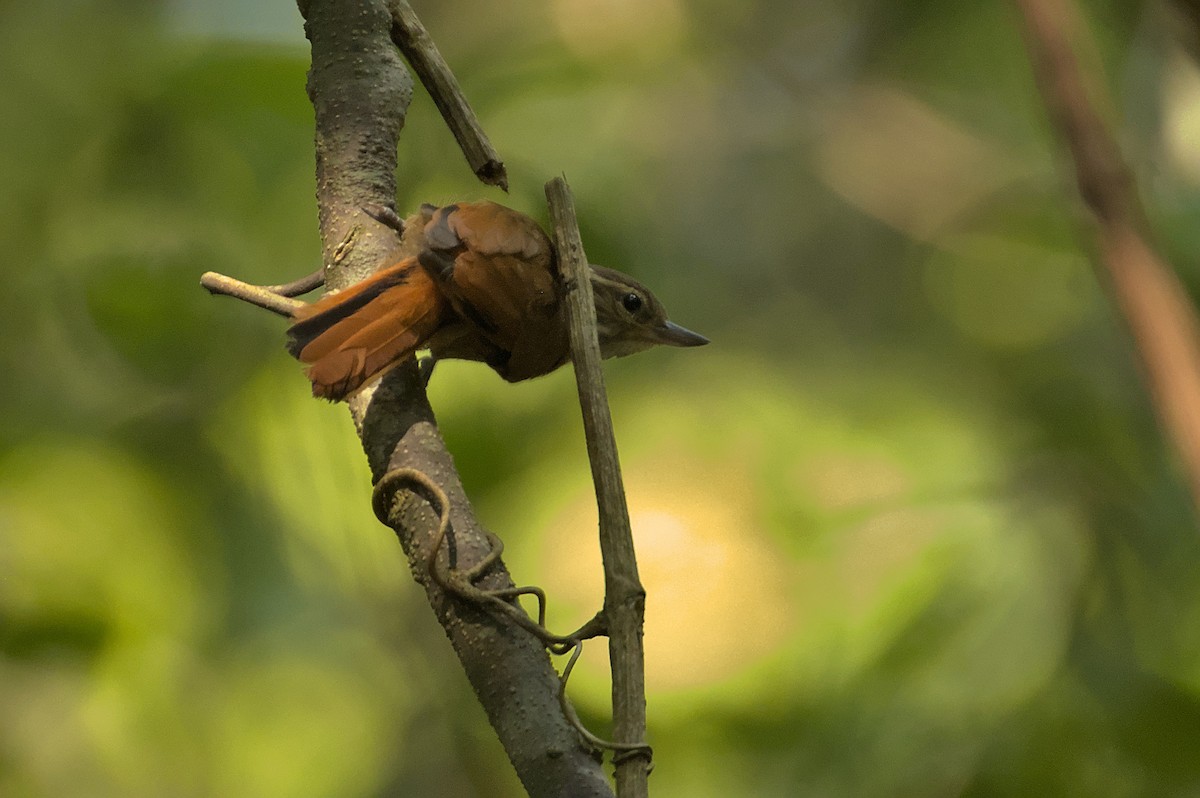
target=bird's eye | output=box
[622,293,643,313]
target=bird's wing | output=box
[420,201,560,354]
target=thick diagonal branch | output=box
[297,1,611,794]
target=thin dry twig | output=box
[200,271,305,317]
[545,177,652,796]
[265,268,327,297]
[384,0,508,190]
[1014,0,1200,512]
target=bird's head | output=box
[589,266,709,358]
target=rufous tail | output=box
[285,258,447,401]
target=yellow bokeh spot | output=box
[539,456,795,693]
[551,0,686,63]
[1163,48,1200,185]
[798,450,911,512]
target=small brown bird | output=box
[286,201,708,401]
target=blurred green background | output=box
[4,0,1200,795]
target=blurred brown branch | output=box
[296,1,611,795]
[1013,0,1200,513]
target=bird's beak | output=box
[655,320,710,347]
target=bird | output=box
[285,200,708,401]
